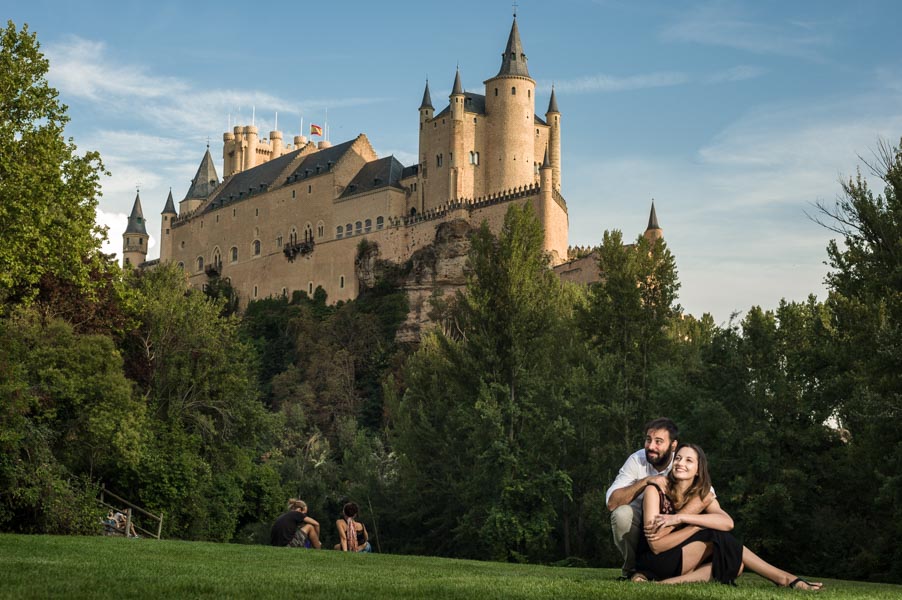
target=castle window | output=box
[255,208,259,216]
[534,162,540,175]
[317,221,324,238]
[336,226,343,239]
[277,234,283,248]
[304,223,313,242]
[527,89,531,98]
[253,285,258,298]
[536,129,540,136]
[196,256,204,272]
[230,247,238,263]
[339,276,345,289]
[181,241,185,249]
[232,208,236,217]
[449,152,453,163]
[126,237,131,245]
[355,221,362,235]
[376,216,384,230]
[282,287,287,297]
[124,258,130,266]
[177,262,184,270]
[495,88,498,96]
[289,227,298,244]
[474,117,477,124]
[165,228,169,235]
[292,190,296,199]
[253,240,261,256]
[365,219,372,233]
[216,215,219,222]
[212,248,222,269]
[346,224,352,235]
[436,154,443,167]
[469,151,480,165]
[308,282,313,295]
[308,185,312,194]
[511,86,516,95]
[410,207,417,217]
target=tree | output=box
[0,21,108,310]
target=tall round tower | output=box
[123,191,149,268]
[159,188,176,263]
[545,86,561,191]
[484,17,536,195]
[449,68,466,198]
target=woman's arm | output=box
[644,486,704,554]
[304,516,320,536]
[336,519,348,551]
[654,496,734,532]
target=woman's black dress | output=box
[635,484,742,585]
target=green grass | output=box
[1,534,899,599]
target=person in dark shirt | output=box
[270,499,322,548]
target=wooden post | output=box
[125,508,133,538]
[157,511,163,540]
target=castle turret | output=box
[449,68,466,198]
[539,146,555,253]
[180,147,220,215]
[223,129,236,176]
[270,129,283,159]
[123,192,149,268]
[243,125,259,171]
[159,188,177,263]
[484,17,536,195]
[545,86,561,191]
[644,200,663,242]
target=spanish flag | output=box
[310,124,323,136]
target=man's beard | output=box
[646,446,672,469]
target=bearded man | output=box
[605,417,710,579]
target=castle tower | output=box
[223,128,236,176]
[484,17,536,195]
[180,147,220,215]
[644,200,663,242]
[243,125,259,171]
[159,188,177,263]
[270,129,283,159]
[539,145,556,252]
[449,68,466,198]
[418,80,434,212]
[545,86,561,191]
[123,192,149,268]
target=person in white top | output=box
[605,417,710,579]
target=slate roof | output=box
[451,68,463,95]
[496,18,530,78]
[340,156,405,199]
[184,148,220,201]
[419,81,433,109]
[547,87,559,113]
[647,201,661,230]
[434,92,486,118]
[161,189,176,214]
[402,164,419,179]
[125,192,147,234]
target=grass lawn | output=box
[1,534,899,599]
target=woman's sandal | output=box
[784,577,823,591]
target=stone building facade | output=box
[124,18,571,305]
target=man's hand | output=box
[645,475,667,489]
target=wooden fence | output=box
[98,485,164,539]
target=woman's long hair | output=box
[667,443,712,510]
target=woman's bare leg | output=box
[740,547,822,590]
[303,524,322,549]
[679,541,713,574]
[660,564,712,584]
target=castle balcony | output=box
[283,240,315,262]
[205,263,221,278]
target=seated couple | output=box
[270,498,371,552]
[606,418,822,591]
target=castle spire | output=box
[542,145,550,168]
[184,147,221,201]
[419,79,434,109]
[547,85,559,113]
[496,17,530,78]
[161,188,176,215]
[451,67,463,96]
[647,200,660,231]
[125,192,147,235]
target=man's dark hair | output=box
[643,417,679,443]
[343,502,359,519]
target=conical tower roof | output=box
[419,80,433,109]
[125,192,147,234]
[647,201,661,231]
[451,68,463,95]
[183,148,220,201]
[542,145,551,168]
[496,17,530,78]
[161,188,176,214]
[547,86,559,113]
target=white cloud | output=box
[544,71,690,94]
[660,1,832,60]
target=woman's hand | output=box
[653,513,681,529]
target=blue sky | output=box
[8,0,902,323]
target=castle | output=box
[123,17,659,305]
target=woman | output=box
[336,502,372,552]
[634,443,822,590]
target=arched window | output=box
[511,86,516,95]
[355,221,362,234]
[230,247,238,263]
[339,275,345,289]
[289,227,298,244]
[410,207,417,217]
[376,216,384,230]
[317,221,324,238]
[253,240,261,256]
[304,222,313,242]
[212,248,222,269]
[253,285,258,298]
[345,223,352,235]
[308,282,313,294]
[177,262,184,270]
[364,219,372,233]
[196,256,204,272]
[276,234,283,248]
[336,226,343,239]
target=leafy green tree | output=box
[392,205,578,562]
[0,21,108,309]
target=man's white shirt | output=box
[605,449,672,510]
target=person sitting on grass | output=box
[634,443,823,591]
[335,502,372,552]
[270,499,322,548]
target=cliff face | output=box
[356,219,474,343]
